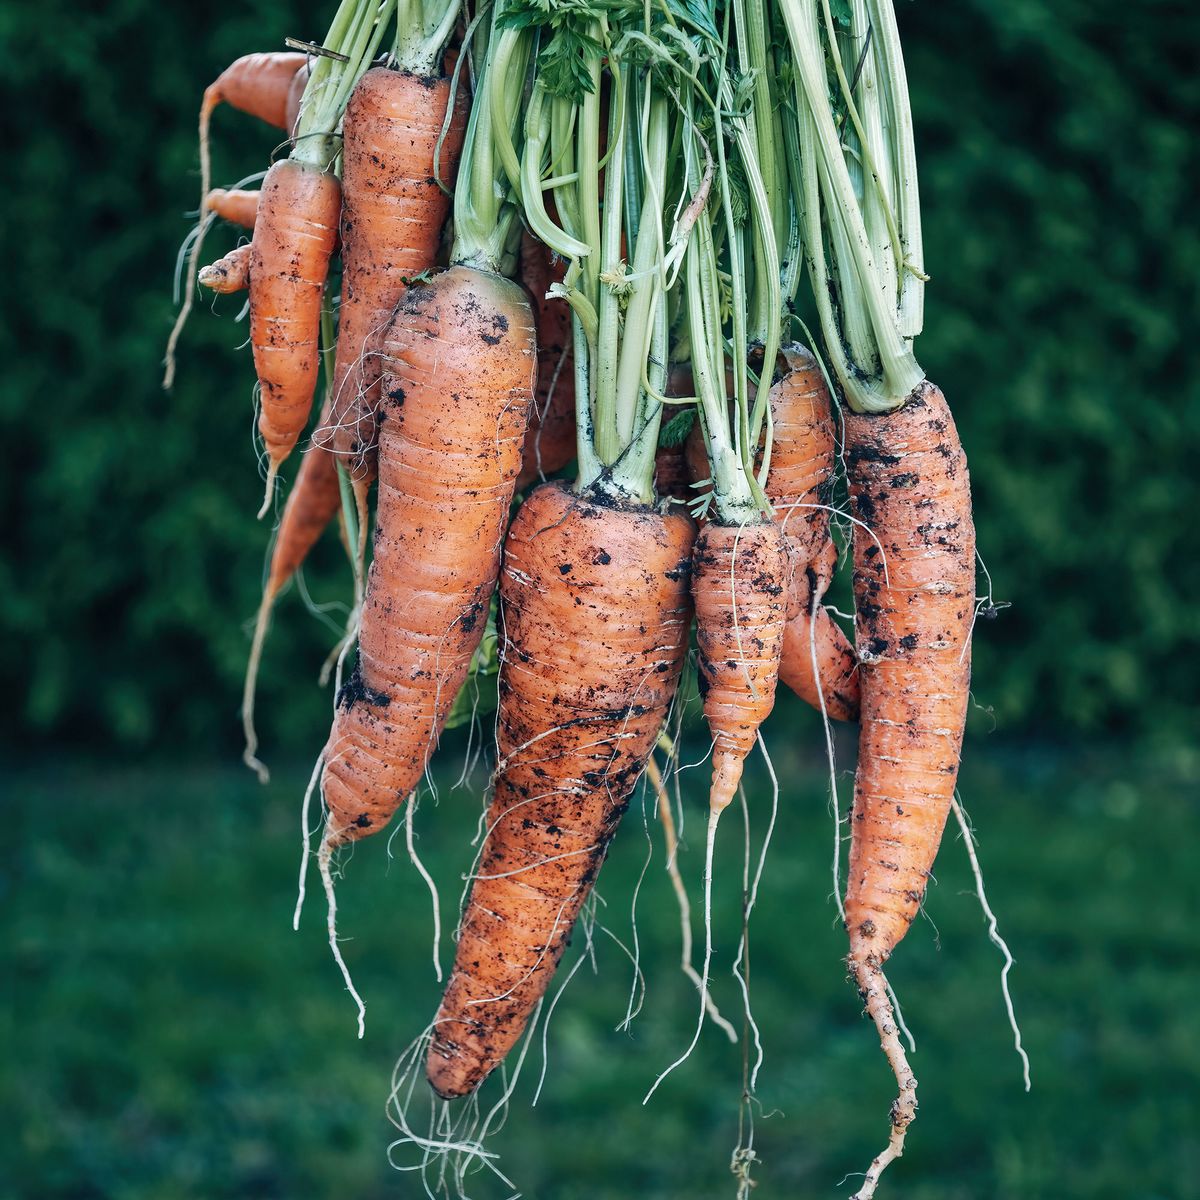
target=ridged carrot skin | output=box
[199,243,251,294]
[320,266,535,844]
[249,159,341,472]
[843,382,975,962]
[654,441,692,503]
[515,232,576,489]
[205,188,260,230]
[426,481,695,1099]
[320,68,468,484]
[692,519,788,812]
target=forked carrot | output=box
[691,518,788,814]
[515,231,575,489]
[317,66,468,491]
[198,243,252,294]
[249,158,341,496]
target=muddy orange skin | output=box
[321,266,535,844]
[692,518,788,812]
[199,243,251,294]
[319,68,468,484]
[204,52,309,132]
[249,159,341,470]
[843,382,975,965]
[425,482,695,1099]
[266,428,342,599]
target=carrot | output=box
[515,231,575,490]
[425,482,695,1098]
[202,51,309,136]
[763,345,860,722]
[654,441,692,503]
[249,157,341,497]
[285,60,310,138]
[163,53,312,390]
[317,67,468,490]
[691,518,788,813]
[198,243,251,294]
[205,187,260,230]
[319,264,535,846]
[242,432,344,782]
[842,382,975,1197]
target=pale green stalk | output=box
[393,0,461,73]
[294,0,398,168]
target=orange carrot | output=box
[249,158,341,493]
[163,52,312,390]
[199,243,251,294]
[425,482,695,1098]
[779,573,860,721]
[842,382,975,1195]
[319,265,534,845]
[691,518,788,813]
[654,441,692,504]
[242,433,344,781]
[515,231,575,490]
[317,68,468,489]
[764,345,860,721]
[205,188,260,230]
[203,52,309,135]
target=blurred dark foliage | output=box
[2,0,1197,758]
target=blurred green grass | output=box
[7,735,1198,1199]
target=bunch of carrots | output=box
[167,0,1002,1195]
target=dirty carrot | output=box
[319,264,535,845]
[316,65,468,490]
[425,482,695,1098]
[843,382,975,1197]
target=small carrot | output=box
[205,188,260,231]
[316,66,468,491]
[425,482,695,1098]
[778,557,860,721]
[199,243,251,294]
[842,382,975,1197]
[163,52,311,390]
[249,157,341,497]
[763,345,860,722]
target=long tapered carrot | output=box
[842,382,975,1198]
[515,231,575,490]
[317,67,468,488]
[242,432,344,782]
[249,158,341,495]
[319,265,534,845]
[425,481,695,1098]
[692,518,788,813]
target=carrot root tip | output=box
[258,462,280,520]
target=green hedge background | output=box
[3,0,1197,757]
